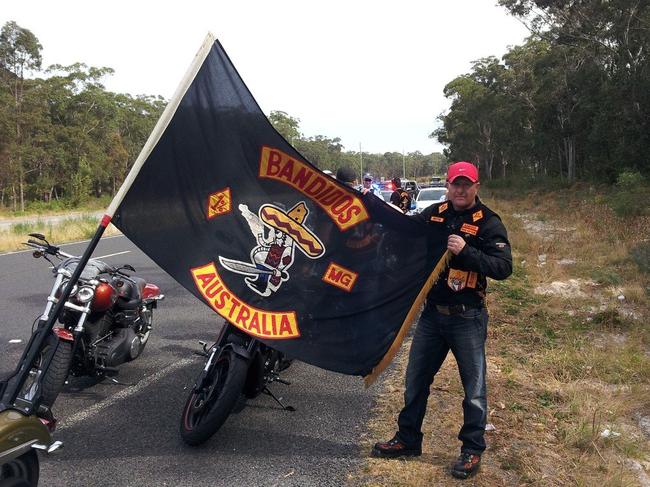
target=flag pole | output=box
[0,33,218,414]
[105,32,217,219]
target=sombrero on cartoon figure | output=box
[259,202,325,258]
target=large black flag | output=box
[109,35,449,383]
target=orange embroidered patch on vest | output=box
[467,271,478,288]
[438,202,448,213]
[460,223,479,236]
[430,216,444,223]
[472,210,483,222]
[447,268,469,292]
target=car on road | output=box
[413,186,447,213]
[380,190,393,203]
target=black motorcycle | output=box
[180,319,293,445]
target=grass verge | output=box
[0,216,121,253]
[355,188,650,486]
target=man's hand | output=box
[447,234,466,255]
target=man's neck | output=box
[451,198,478,212]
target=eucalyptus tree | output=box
[435,57,510,180]
[268,110,301,142]
[0,20,43,210]
[498,0,650,179]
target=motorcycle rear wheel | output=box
[39,333,73,408]
[0,449,39,487]
[180,349,247,446]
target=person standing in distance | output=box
[371,161,512,480]
[389,177,412,212]
[335,167,357,188]
[361,174,381,196]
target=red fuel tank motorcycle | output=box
[17,233,165,408]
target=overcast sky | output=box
[3,1,529,155]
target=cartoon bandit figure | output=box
[219,202,324,297]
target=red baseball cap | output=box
[447,161,479,183]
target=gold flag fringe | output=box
[363,249,452,387]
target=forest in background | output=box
[0,21,444,214]
[436,0,650,185]
[1,0,649,214]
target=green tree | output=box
[0,20,43,211]
[268,110,300,142]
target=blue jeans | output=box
[396,304,488,455]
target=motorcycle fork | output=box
[192,323,229,392]
[19,272,70,404]
[40,273,65,321]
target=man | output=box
[335,166,357,187]
[389,177,412,212]
[361,174,381,196]
[371,161,512,480]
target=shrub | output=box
[609,170,650,216]
[631,241,650,274]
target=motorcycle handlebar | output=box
[25,239,69,258]
[27,238,44,247]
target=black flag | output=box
[110,35,449,383]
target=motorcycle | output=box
[0,409,62,487]
[16,233,164,409]
[180,319,293,445]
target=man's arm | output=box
[456,216,512,280]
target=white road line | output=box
[0,235,127,257]
[58,358,193,430]
[95,250,131,259]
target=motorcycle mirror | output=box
[123,264,136,272]
[28,232,46,240]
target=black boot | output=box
[371,436,421,458]
[451,452,481,479]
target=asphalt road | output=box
[0,236,379,486]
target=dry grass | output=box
[0,217,121,253]
[355,188,650,486]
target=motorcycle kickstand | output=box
[263,387,296,412]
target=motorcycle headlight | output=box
[76,286,95,303]
[58,279,78,298]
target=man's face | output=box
[363,178,372,188]
[446,177,480,211]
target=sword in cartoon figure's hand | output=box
[219,256,288,279]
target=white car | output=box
[414,187,447,213]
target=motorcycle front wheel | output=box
[39,333,72,408]
[0,449,39,487]
[180,349,248,446]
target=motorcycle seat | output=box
[131,277,147,298]
[115,297,140,310]
[114,277,147,310]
